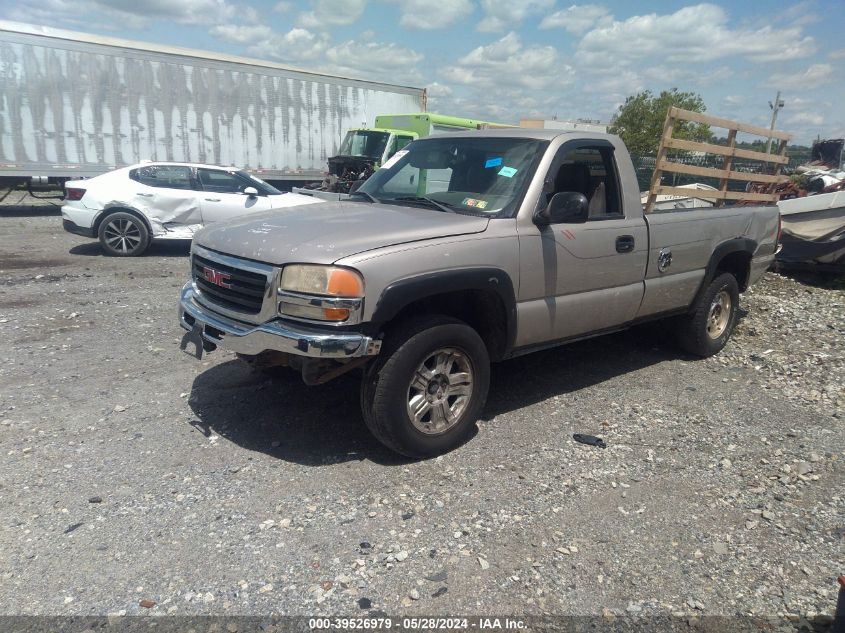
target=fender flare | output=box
[370,267,518,354]
[689,237,757,310]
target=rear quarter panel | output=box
[638,205,779,318]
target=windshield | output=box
[339,130,391,160]
[356,136,548,218]
[236,170,282,195]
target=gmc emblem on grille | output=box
[202,266,232,289]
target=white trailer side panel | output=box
[0,21,424,180]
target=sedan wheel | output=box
[97,211,151,257]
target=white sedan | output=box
[62,162,323,256]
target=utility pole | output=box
[766,91,785,154]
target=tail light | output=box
[65,187,86,201]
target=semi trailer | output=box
[0,20,425,190]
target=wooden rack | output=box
[644,107,792,214]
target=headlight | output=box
[279,265,364,322]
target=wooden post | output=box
[644,109,677,214]
[716,129,736,208]
[768,138,789,196]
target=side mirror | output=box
[243,186,258,197]
[536,191,589,225]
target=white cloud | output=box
[299,0,367,29]
[785,111,825,127]
[326,39,423,72]
[3,0,253,29]
[211,24,273,44]
[101,0,249,25]
[829,49,845,60]
[230,25,425,84]
[769,63,835,90]
[476,0,554,33]
[442,31,569,90]
[722,95,746,107]
[247,27,331,63]
[427,82,453,98]
[390,0,473,30]
[273,1,293,11]
[540,4,611,34]
[577,4,816,66]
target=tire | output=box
[98,211,151,257]
[360,315,490,459]
[676,272,740,357]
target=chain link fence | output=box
[630,149,812,193]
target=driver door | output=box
[197,168,272,224]
[515,141,647,346]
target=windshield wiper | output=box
[391,196,457,213]
[349,190,380,203]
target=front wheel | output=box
[98,211,151,257]
[360,316,490,458]
[675,272,740,357]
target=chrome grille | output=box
[192,252,268,315]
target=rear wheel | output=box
[98,211,151,257]
[360,316,490,458]
[675,272,740,357]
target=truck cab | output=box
[337,127,418,168]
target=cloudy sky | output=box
[3,0,843,144]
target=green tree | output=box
[608,88,712,155]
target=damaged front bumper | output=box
[178,282,380,359]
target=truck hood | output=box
[194,201,489,264]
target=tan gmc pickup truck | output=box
[179,129,780,457]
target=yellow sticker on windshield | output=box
[462,198,488,209]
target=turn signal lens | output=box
[323,307,350,321]
[278,302,351,322]
[327,269,364,297]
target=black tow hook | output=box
[180,325,216,359]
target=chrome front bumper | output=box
[179,282,380,358]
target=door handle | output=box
[616,235,635,253]
[204,198,221,202]
[137,192,153,197]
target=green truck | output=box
[298,113,515,197]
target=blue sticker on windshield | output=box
[498,166,518,178]
[485,157,503,168]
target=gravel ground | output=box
[0,203,843,626]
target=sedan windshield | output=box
[356,136,547,218]
[236,171,282,195]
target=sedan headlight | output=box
[279,265,364,322]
